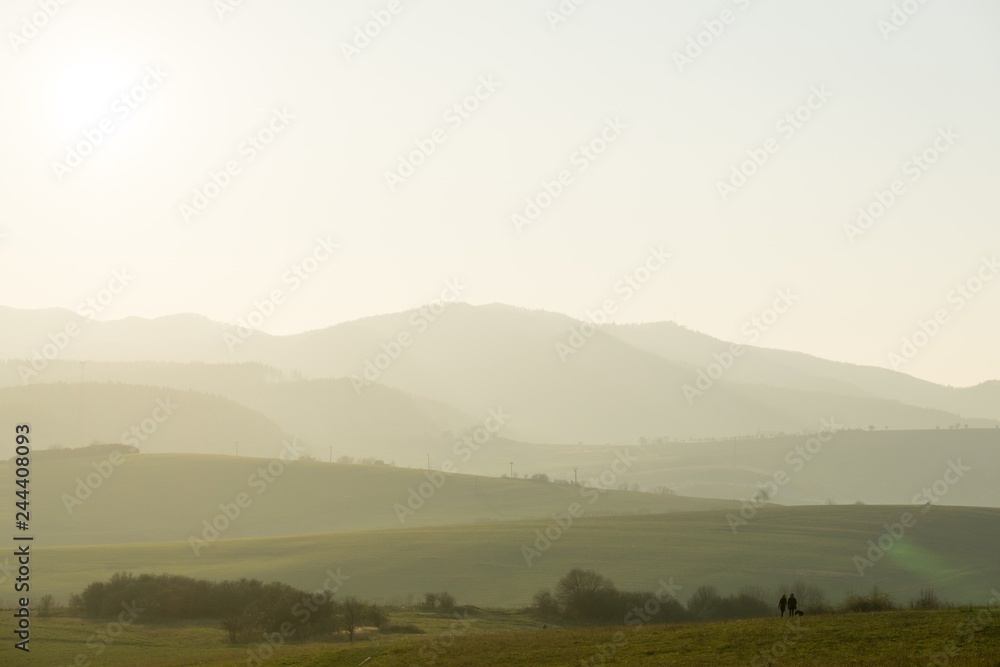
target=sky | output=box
[1,0,998,387]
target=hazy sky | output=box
[1,0,998,387]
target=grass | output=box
[5,609,999,666]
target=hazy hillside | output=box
[0,383,290,456]
[4,452,737,547]
[417,428,1000,509]
[0,359,479,456]
[608,321,1000,421]
[626,428,1000,507]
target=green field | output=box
[7,609,999,666]
[19,505,1000,609]
[1,453,736,547]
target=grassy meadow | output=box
[9,608,1000,666]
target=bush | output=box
[841,587,898,613]
[36,595,55,618]
[687,586,770,621]
[911,588,946,610]
[687,586,722,621]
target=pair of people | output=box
[778,593,797,617]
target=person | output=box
[787,594,798,616]
[779,594,787,617]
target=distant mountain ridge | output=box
[0,304,996,445]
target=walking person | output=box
[779,594,787,617]
[787,594,798,617]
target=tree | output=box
[36,594,55,618]
[554,569,616,620]
[687,586,722,621]
[341,597,387,642]
[341,596,365,642]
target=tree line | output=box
[532,569,949,624]
[70,572,387,643]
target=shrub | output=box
[36,595,55,618]
[841,587,898,613]
[687,586,722,621]
[911,588,945,610]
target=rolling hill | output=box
[23,505,1000,609]
[0,383,290,456]
[2,452,737,547]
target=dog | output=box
[794,610,804,617]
